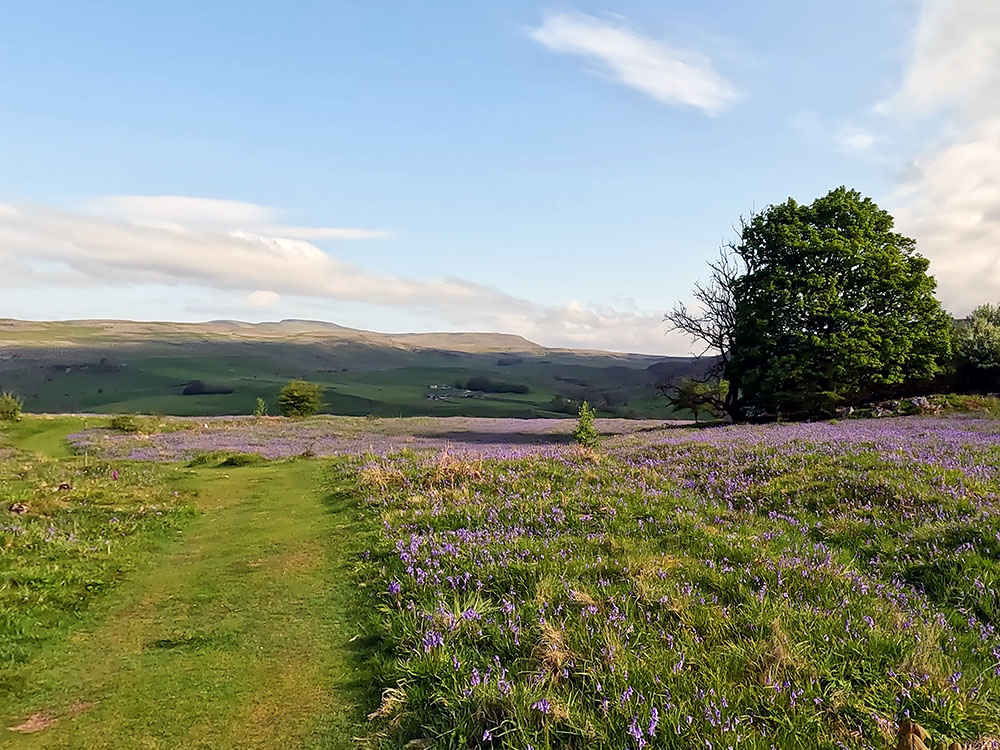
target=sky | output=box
[1,0,998,355]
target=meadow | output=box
[4,409,1000,748]
[350,416,1000,749]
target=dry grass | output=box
[368,687,407,723]
[427,451,484,488]
[535,621,574,677]
[568,590,599,609]
[746,619,805,687]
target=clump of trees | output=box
[667,187,953,421]
[182,380,235,395]
[954,304,1000,390]
[278,380,324,417]
[465,377,529,394]
[495,356,525,366]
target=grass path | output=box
[2,458,373,749]
[1,415,89,457]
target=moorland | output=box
[0,319,703,418]
[4,401,1000,749]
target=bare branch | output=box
[664,245,745,369]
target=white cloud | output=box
[246,289,281,308]
[791,113,882,157]
[89,195,392,240]
[887,0,1000,115]
[885,0,1000,313]
[833,126,878,154]
[530,11,738,115]
[253,225,391,240]
[0,198,683,354]
[91,195,277,225]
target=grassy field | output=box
[0,319,702,418]
[6,409,1000,748]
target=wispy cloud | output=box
[90,195,393,240]
[0,197,681,354]
[833,126,878,155]
[884,0,1000,313]
[91,195,277,225]
[530,11,738,115]
[791,113,881,157]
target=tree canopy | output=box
[669,187,952,420]
[277,380,324,418]
[954,304,1000,388]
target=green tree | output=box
[726,187,951,417]
[0,392,23,421]
[662,377,728,423]
[277,380,324,417]
[573,401,599,449]
[955,304,1000,370]
[954,304,1000,390]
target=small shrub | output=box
[253,397,268,417]
[277,380,324,418]
[0,392,23,421]
[188,451,265,467]
[188,452,226,467]
[218,453,265,467]
[109,414,141,433]
[573,401,600,449]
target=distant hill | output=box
[0,319,708,418]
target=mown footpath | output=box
[1,417,374,749]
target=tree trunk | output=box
[724,378,745,422]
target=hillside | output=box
[0,319,706,418]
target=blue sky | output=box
[2,1,998,353]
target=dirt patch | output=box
[8,713,57,733]
[7,701,95,734]
[66,701,96,717]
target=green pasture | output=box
[0,331,689,418]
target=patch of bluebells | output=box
[357,416,1000,748]
[67,415,666,461]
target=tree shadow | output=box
[630,419,726,433]
[419,430,575,446]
